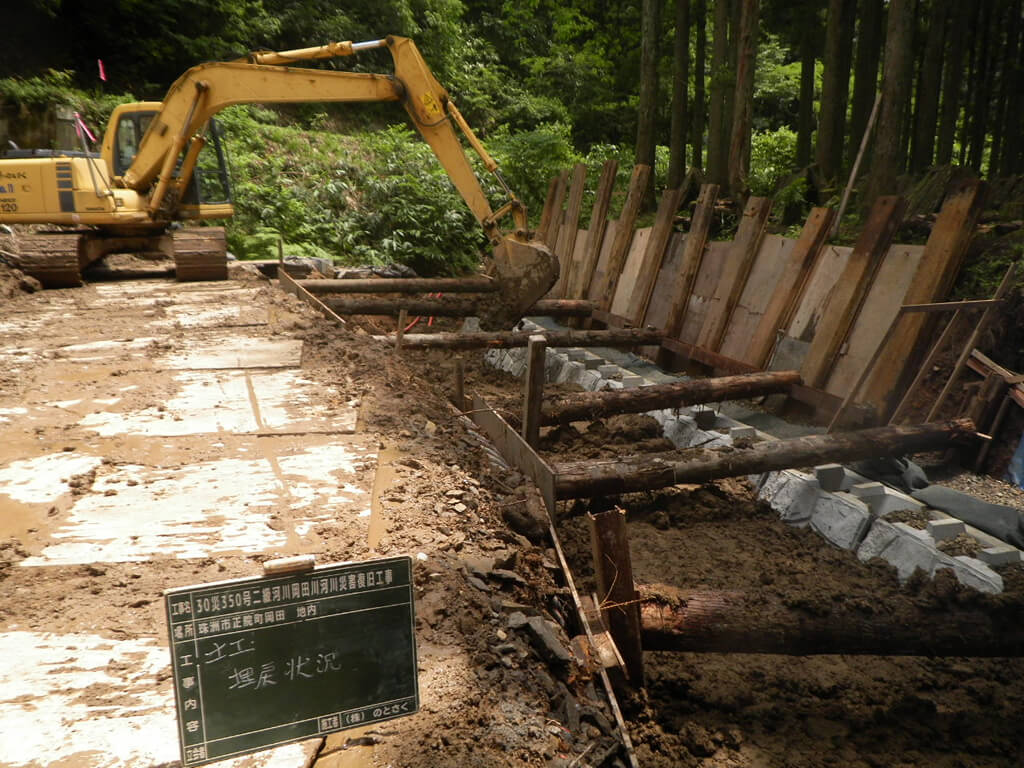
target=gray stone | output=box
[620,374,645,388]
[662,416,698,448]
[566,348,586,362]
[815,463,850,492]
[597,364,620,378]
[507,611,529,630]
[580,370,602,390]
[524,616,571,664]
[557,360,585,385]
[979,545,1023,566]
[950,556,1003,593]
[583,354,604,370]
[730,425,756,440]
[927,518,966,542]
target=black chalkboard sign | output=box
[164,556,418,766]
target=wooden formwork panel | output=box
[787,244,853,343]
[610,227,652,318]
[719,234,796,363]
[586,220,620,302]
[678,241,730,345]
[824,245,926,397]
[643,232,686,331]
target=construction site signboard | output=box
[164,556,418,766]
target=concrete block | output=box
[692,407,717,430]
[583,354,604,370]
[950,556,1003,594]
[602,379,624,390]
[857,519,1003,593]
[544,351,566,382]
[557,360,586,385]
[927,518,966,542]
[730,425,756,440]
[597,364,620,379]
[850,482,923,517]
[566,348,586,362]
[620,374,645,388]
[662,415,698,448]
[758,470,820,525]
[810,493,873,550]
[815,463,850,492]
[979,545,1023,567]
[579,370,602,391]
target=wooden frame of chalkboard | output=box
[164,556,418,766]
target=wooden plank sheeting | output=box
[570,159,618,300]
[860,179,988,413]
[799,195,906,389]
[536,175,561,243]
[664,183,719,339]
[470,394,557,513]
[610,228,651,317]
[543,170,570,250]
[625,187,685,325]
[746,207,834,367]
[678,242,729,345]
[642,232,686,330]
[597,164,652,311]
[718,234,795,362]
[695,196,773,352]
[553,163,587,297]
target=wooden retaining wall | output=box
[540,165,986,420]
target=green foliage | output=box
[0,70,77,107]
[220,107,488,276]
[748,127,800,197]
[487,122,581,218]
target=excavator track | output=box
[172,227,228,282]
[8,233,83,288]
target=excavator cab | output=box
[104,103,234,219]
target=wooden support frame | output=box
[800,195,907,389]
[747,206,834,368]
[588,509,644,686]
[539,170,569,247]
[522,335,547,447]
[625,186,685,325]
[696,195,773,352]
[553,163,587,298]
[277,269,347,326]
[596,165,652,311]
[570,159,619,301]
[663,183,719,341]
[468,394,556,513]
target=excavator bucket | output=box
[480,237,560,330]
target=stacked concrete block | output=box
[692,406,717,429]
[810,493,873,550]
[849,482,923,517]
[556,360,586,385]
[927,518,966,542]
[758,470,821,525]
[566,348,586,362]
[620,374,645,388]
[730,425,756,440]
[544,350,566,383]
[857,519,1003,593]
[979,546,1022,566]
[815,463,853,492]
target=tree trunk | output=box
[378,327,664,350]
[707,0,733,187]
[638,584,1024,656]
[323,297,594,318]
[991,0,1022,177]
[864,0,915,207]
[795,10,818,168]
[692,0,708,170]
[540,371,800,426]
[669,0,692,188]
[967,1,995,170]
[816,0,854,184]
[910,0,948,173]
[848,0,884,170]
[998,0,1024,175]
[637,0,662,205]
[727,0,759,200]
[553,419,974,499]
[935,0,966,165]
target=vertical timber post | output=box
[395,309,408,352]
[453,356,465,411]
[522,335,547,448]
[588,508,644,686]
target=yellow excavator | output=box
[0,36,556,324]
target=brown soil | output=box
[3,274,1024,768]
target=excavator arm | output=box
[122,36,527,243]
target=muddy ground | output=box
[2,266,1024,767]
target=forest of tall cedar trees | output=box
[4,0,1024,214]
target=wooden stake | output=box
[453,356,465,411]
[888,309,965,424]
[833,90,882,239]
[522,335,547,448]
[926,263,1017,421]
[553,163,587,298]
[626,186,685,325]
[588,509,644,686]
[571,159,619,301]
[664,183,720,340]
[395,309,407,352]
[597,165,652,311]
